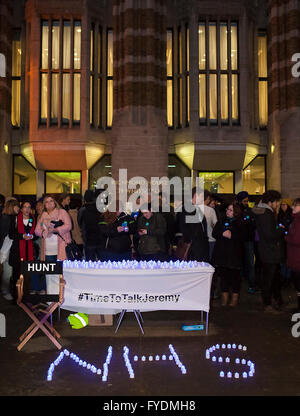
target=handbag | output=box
[56,232,83,261]
[0,235,13,264]
[174,239,192,261]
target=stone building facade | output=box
[0,0,299,199]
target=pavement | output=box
[0,281,300,397]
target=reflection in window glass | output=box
[89,155,112,189]
[52,21,60,69]
[51,73,59,123]
[74,21,81,69]
[107,30,113,76]
[259,81,268,127]
[231,23,238,70]
[167,79,173,127]
[220,74,228,123]
[220,23,228,70]
[11,80,21,127]
[41,21,49,69]
[73,73,81,123]
[199,73,206,122]
[63,21,71,69]
[62,73,70,123]
[40,73,48,122]
[107,79,113,127]
[199,172,234,194]
[198,23,206,70]
[46,172,81,194]
[209,74,217,123]
[232,73,239,123]
[209,23,216,70]
[13,155,37,195]
[243,156,266,195]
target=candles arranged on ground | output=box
[205,343,255,380]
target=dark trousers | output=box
[243,241,255,288]
[218,266,242,294]
[261,263,282,306]
[291,270,300,293]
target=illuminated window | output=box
[90,25,102,127]
[243,156,266,195]
[186,26,190,126]
[88,155,112,189]
[199,172,234,194]
[13,155,37,195]
[40,20,81,126]
[166,29,173,128]
[11,29,21,127]
[258,32,268,128]
[106,29,113,128]
[45,172,81,194]
[178,28,183,127]
[198,21,239,125]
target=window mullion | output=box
[205,18,210,126]
[217,20,221,127]
[70,17,74,127]
[47,18,52,127]
[58,18,63,127]
[228,18,232,126]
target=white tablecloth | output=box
[60,262,214,315]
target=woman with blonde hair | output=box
[35,195,72,294]
[0,199,20,300]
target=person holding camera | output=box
[211,203,247,307]
[35,195,72,294]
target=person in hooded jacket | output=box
[99,203,136,261]
[78,190,106,261]
[252,190,285,313]
[211,203,247,307]
[285,198,300,312]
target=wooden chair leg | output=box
[17,302,62,351]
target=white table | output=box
[60,261,215,334]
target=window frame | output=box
[198,20,240,127]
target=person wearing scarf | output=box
[8,201,38,300]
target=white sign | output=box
[61,264,214,314]
[0,313,6,337]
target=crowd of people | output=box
[0,188,300,314]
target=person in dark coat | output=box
[278,199,293,285]
[177,188,209,262]
[99,205,136,261]
[211,203,247,307]
[136,203,168,261]
[252,190,285,313]
[236,191,256,294]
[78,190,106,261]
[285,198,300,311]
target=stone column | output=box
[111,0,168,193]
[0,0,12,196]
[268,0,300,197]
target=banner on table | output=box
[61,265,214,314]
